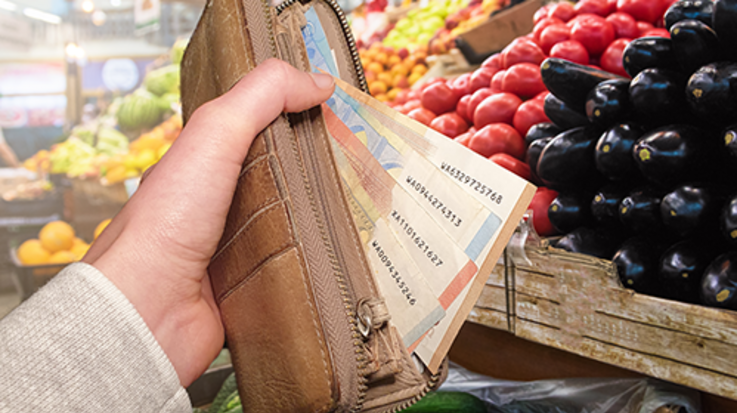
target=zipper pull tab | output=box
[356,297,390,338]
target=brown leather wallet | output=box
[181,0,446,412]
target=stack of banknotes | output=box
[302,7,535,373]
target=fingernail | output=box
[310,72,334,89]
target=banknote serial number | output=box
[404,176,462,227]
[440,162,504,205]
[390,210,444,267]
[372,240,417,305]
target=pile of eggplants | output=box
[526,0,737,310]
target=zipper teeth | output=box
[292,112,370,411]
[388,371,443,413]
[276,0,369,94]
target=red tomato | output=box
[419,77,446,91]
[533,17,564,42]
[449,73,472,99]
[534,91,549,101]
[636,21,654,35]
[407,108,436,126]
[501,63,546,99]
[574,0,610,17]
[456,95,472,123]
[407,89,421,100]
[617,0,662,24]
[467,88,494,120]
[528,187,559,236]
[454,131,473,147]
[600,38,631,77]
[473,93,523,129]
[421,82,459,115]
[607,0,618,13]
[606,12,640,38]
[570,14,616,55]
[534,4,553,24]
[566,12,601,27]
[547,2,576,21]
[501,39,546,69]
[490,70,505,92]
[394,89,410,105]
[513,99,551,137]
[430,112,469,138]
[470,67,497,93]
[641,28,670,38]
[489,153,532,180]
[539,24,571,54]
[550,40,590,65]
[481,53,502,71]
[468,123,525,158]
[400,100,421,114]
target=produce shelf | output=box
[470,224,737,401]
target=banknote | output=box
[330,77,537,374]
[301,6,340,77]
[329,134,446,347]
[325,104,479,310]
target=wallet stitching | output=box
[211,199,285,262]
[216,244,295,303]
[241,152,269,177]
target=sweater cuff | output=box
[0,262,191,412]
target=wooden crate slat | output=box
[485,262,505,288]
[476,284,507,313]
[468,307,508,331]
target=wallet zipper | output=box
[276,0,368,94]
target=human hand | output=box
[83,59,335,386]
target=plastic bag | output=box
[438,362,700,413]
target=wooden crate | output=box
[470,229,737,401]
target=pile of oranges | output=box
[360,43,429,103]
[16,219,111,266]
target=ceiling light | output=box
[82,0,94,13]
[92,9,106,26]
[0,0,17,11]
[110,0,120,6]
[23,8,62,24]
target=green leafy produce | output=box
[400,391,486,413]
[71,127,95,146]
[171,38,189,65]
[144,65,180,97]
[216,391,241,413]
[207,373,238,413]
[116,89,165,131]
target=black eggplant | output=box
[543,93,590,129]
[536,126,603,191]
[622,37,679,78]
[591,185,630,225]
[629,68,689,125]
[527,136,552,185]
[665,0,715,30]
[548,193,594,233]
[671,20,720,75]
[613,236,669,294]
[540,58,622,113]
[555,227,622,259]
[585,79,631,126]
[619,186,666,233]
[595,122,645,181]
[700,252,737,309]
[713,0,737,60]
[720,193,737,244]
[632,125,712,186]
[659,239,718,303]
[660,185,727,237]
[525,122,562,146]
[686,62,737,125]
[724,124,737,159]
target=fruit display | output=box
[522,0,737,310]
[360,43,429,102]
[15,221,92,266]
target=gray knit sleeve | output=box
[0,262,191,412]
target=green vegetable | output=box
[215,391,240,413]
[116,89,165,131]
[96,127,129,156]
[144,65,180,97]
[400,391,486,413]
[207,373,237,413]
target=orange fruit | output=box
[411,64,428,76]
[368,81,388,96]
[387,88,401,101]
[39,221,75,253]
[374,52,389,66]
[387,55,402,67]
[70,243,90,261]
[377,72,393,86]
[17,239,51,266]
[94,219,112,240]
[364,70,378,83]
[375,93,390,102]
[48,250,77,264]
[408,72,423,86]
[72,237,86,248]
[366,62,383,75]
[392,74,410,89]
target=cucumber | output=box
[400,391,486,413]
[207,373,238,413]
